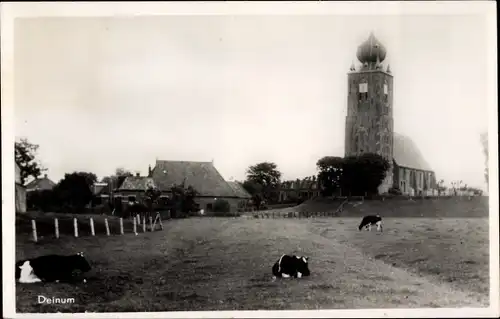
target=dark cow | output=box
[358,214,383,232]
[16,252,91,283]
[272,254,310,279]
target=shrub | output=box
[388,187,403,195]
[208,199,241,217]
[213,199,231,213]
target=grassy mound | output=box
[293,196,488,218]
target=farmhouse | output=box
[110,160,251,212]
[15,162,27,213]
[25,174,56,193]
[226,181,252,211]
[150,160,250,212]
[344,32,437,196]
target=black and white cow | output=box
[16,252,91,284]
[358,214,383,232]
[272,254,311,279]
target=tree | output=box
[15,138,46,184]
[480,132,488,189]
[144,185,162,213]
[244,162,282,206]
[53,171,98,212]
[246,162,282,187]
[242,180,264,209]
[437,179,447,196]
[27,189,56,212]
[316,156,344,196]
[342,153,390,196]
[169,184,199,218]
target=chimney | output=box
[148,165,152,177]
[136,172,140,177]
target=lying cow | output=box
[18,260,42,284]
[16,252,91,284]
[272,254,310,279]
[358,214,383,232]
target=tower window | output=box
[358,82,368,102]
[383,84,388,95]
[359,83,368,93]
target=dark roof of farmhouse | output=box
[393,132,433,172]
[227,181,252,199]
[118,176,156,191]
[151,160,236,197]
[25,174,56,191]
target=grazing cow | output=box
[358,214,383,232]
[272,254,310,279]
[16,252,91,283]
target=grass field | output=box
[15,216,489,313]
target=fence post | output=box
[90,218,95,236]
[120,218,124,235]
[158,213,163,230]
[105,218,110,236]
[73,218,78,238]
[152,214,158,230]
[137,214,140,225]
[54,218,59,239]
[133,217,137,235]
[149,216,153,232]
[142,216,146,233]
[31,219,38,243]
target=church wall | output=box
[393,164,436,196]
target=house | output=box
[278,176,321,203]
[150,160,250,212]
[91,182,112,206]
[15,163,27,213]
[114,173,156,204]
[25,174,56,193]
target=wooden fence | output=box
[29,212,164,243]
[252,211,341,219]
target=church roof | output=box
[393,132,433,172]
[356,32,387,65]
[151,160,236,197]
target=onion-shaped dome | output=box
[356,32,387,64]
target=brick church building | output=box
[345,32,437,196]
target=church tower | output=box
[345,32,394,193]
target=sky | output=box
[13,14,491,190]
